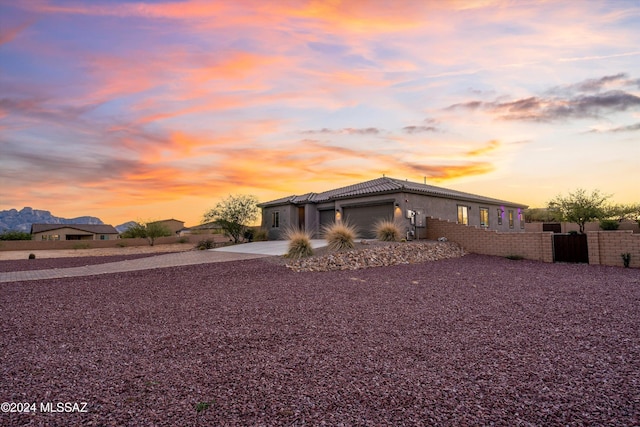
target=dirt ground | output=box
[0,243,194,261]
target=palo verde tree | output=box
[548,188,610,233]
[120,221,172,246]
[203,194,260,244]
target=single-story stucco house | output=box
[150,219,185,235]
[258,176,528,240]
[31,224,120,241]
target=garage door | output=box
[319,209,335,231]
[342,203,394,239]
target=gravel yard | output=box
[1,254,639,426]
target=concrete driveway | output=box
[212,240,327,256]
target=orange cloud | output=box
[466,139,500,156]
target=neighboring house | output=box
[258,176,528,239]
[150,219,185,235]
[31,224,120,241]
[178,221,224,236]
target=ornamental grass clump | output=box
[374,220,402,242]
[284,227,314,259]
[324,222,357,251]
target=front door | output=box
[298,206,305,230]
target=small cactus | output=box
[621,253,631,268]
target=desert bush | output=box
[253,228,269,241]
[243,228,255,242]
[28,253,36,259]
[0,231,32,240]
[177,237,189,244]
[324,222,357,251]
[599,219,620,230]
[116,241,127,248]
[621,253,631,268]
[72,243,91,250]
[284,227,314,259]
[374,220,402,241]
[196,239,215,250]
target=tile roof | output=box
[30,223,119,234]
[259,177,527,208]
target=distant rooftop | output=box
[30,223,119,234]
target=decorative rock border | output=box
[286,241,466,272]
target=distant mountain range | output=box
[114,221,138,233]
[0,207,134,233]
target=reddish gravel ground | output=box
[1,254,639,426]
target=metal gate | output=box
[553,233,588,263]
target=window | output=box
[519,210,524,229]
[480,208,489,227]
[508,210,514,228]
[497,208,503,225]
[271,211,280,228]
[457,205,468,225]
[100,235,107,240]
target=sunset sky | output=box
[1,0,639,227]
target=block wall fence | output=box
[587,231,640,268]
[426,217,639,268]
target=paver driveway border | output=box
[212,239,327,256]
[0,251,271,283]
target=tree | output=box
[605,203,640,222]
[523,208,561,223]
[0,230,33,240]
[548,188,610,233]
[145,221,173,246]
[203,194,259,244]
[120,221,172,246]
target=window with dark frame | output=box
[480,207,489,227]
[457,205,469,225]
[271,211,280,228]
[508,210,514,228]
[497,208,502,225]
[519,211,524,229]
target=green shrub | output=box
[374,220,402,241]
[599,219,620,230]
[195,400,215,412]
[28,253,36,259]
[505,254,524,260]
[177,237,189,244]
[196,239,215,250]
[324,222,357,251]
[284,228,314,259]
[0,231,33,241]
[72,243,91,249]
[116,241,127,248]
